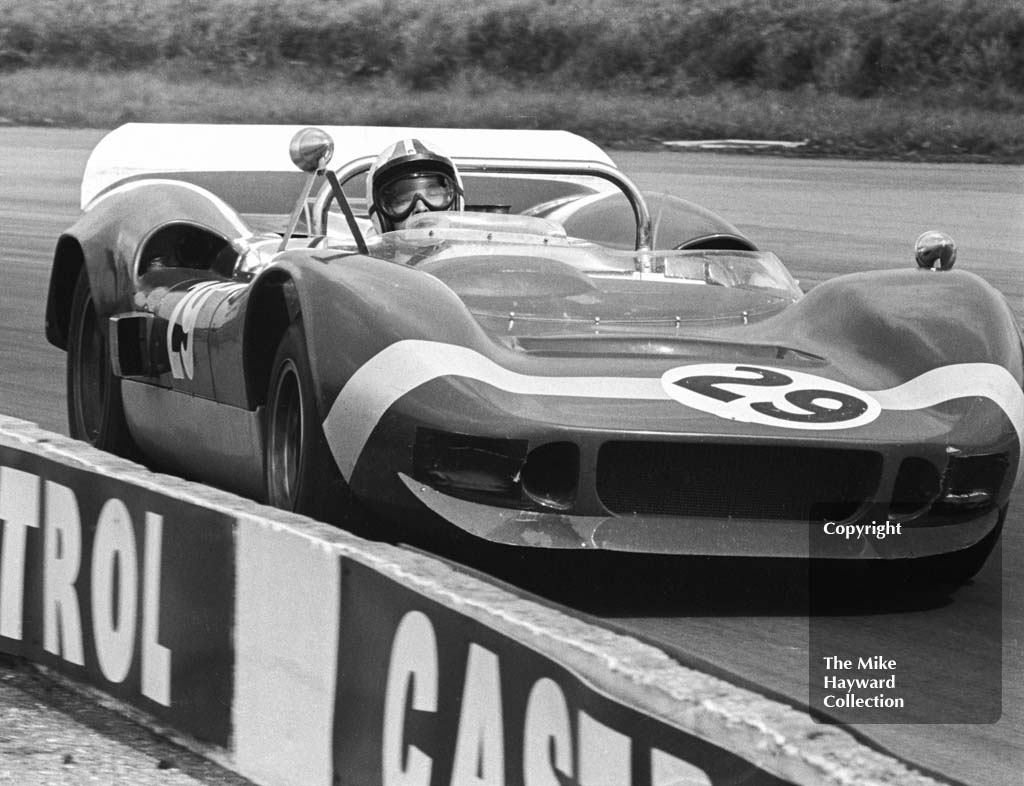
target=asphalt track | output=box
[1,128,1023,785]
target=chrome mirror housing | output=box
[281,126,368,255]
[280,128,335,251]
[915,230,957,270]
[289,127,334,173]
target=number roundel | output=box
[661,364,881,430]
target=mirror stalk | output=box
[325,169,368,255]
[279,169,319,253]
[281,127,367,255]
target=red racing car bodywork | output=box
[45,124,1024,583]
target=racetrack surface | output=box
[1,128,1022,785]
[0,657,253,786]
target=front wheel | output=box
[264,322,341,521]
[66,268,136,456]
[918,509,1005,587]
[864,509,1006,590]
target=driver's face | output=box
[379,173,457,228]
[392,200,431,229]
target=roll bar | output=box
[312,157,654,252]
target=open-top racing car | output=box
[45,124,1023,583]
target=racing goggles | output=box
[378,173,460,221]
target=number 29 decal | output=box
[661,364,881,430]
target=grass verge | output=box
[2,67,1022,162]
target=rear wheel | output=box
[66,268,135,455]
[264,322,340,521]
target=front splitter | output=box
[398,473,1001,558]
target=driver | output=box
[366,138,465,232]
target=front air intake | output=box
[597,441,882,521]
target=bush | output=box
[1,0,1021,102]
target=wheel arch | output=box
[242,254,512,414]
[49,180,251,351]
[243,268,302,410]
[531,190,757,251]
[45,234,88,350]
[648,193,757,251]
[761,268,1024,384]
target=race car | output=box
[44,123,1023,582]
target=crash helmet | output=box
[366,138,464,232]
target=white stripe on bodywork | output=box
[322,340,1024,482]
[324,341,663,479]
[872,362,1024,482]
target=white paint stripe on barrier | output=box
[234,520,340,786]
[0,415,953,786]
[323,339,1024,482]
[664,139,809,150]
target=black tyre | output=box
[66,268,136,456]
[867,509,1006,591]
[264,322,342,521]
[920,509,1005,587]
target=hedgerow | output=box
[1,0,1021,103]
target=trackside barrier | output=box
[0,415,948,786]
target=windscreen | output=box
[372,215,802,302]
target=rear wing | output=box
[80,123,617,210]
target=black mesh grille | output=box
[596,441,882,521]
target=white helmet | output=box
[365,138,464,232]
